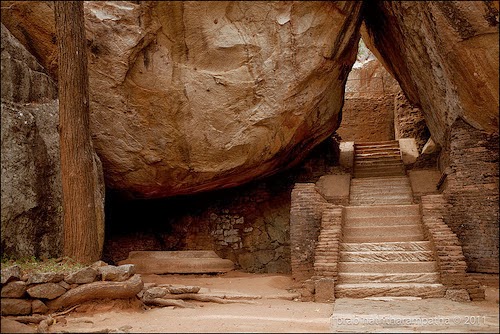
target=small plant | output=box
[1,255,86,274]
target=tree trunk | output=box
[55,1,101,264]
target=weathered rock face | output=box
[1,23,62,258]
[1,24,105,259]
[363,1,499,145]
[2,1,362,198]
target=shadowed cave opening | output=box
[103,138,340,272]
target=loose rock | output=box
[445,289,471,302]
[64,267,97,284]
[0,298,32,315]
[27,272,64,285]
[1,281,27,298]
[143,287,168,299]
[27,283,66,300]
[99,265,135,282]
[1,265,22,284]
[31,299,49,314]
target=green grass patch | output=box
[1,256,87,274]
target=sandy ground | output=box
[1,272,498,333]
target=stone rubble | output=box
[0,262,141,316]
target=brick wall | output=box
[336,95,395,142]
[441,119,499,273]
[420,194,484,300]
[290,184,329,282]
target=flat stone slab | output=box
[315,174,351,201]
[118,251,234,274]
[408,169,441,195]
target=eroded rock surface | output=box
[1,23,105,258]
[363,1,499,144]
[2,1,362,198]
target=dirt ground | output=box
[1,272,498,333]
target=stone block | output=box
[143,287,168,299]
[314,278,335,303]
[31,299,48,314]
[119,251,234,274]
[445,288,471,302]
[64,267,97,284]
[399,138,419,165]
[0,298,31,315]
[1,265,21,284]
[315,174,350,202]
[339,142,354,168]
[99,264,136,282]
[409,170,441,196]
[27,272,64,284]
[1,281,27,298]
[26,283,66,299]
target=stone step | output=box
[343,224,423,238]
[350,184,411,191]
[335,283,445,298]
[345,205,420,218]
[355,140,400,146]
[340,241,432,252]
[337,272,440,284]
[354,163,405,170]
[349,194,413,201]
[355,153,402,159]
[344,215,421,227]
[350,182,410,188]
[118,251,234,274]
[354,163,404,170]
[355,147,401,153]
[354,165,406,172]
[338,261,438,273]
[354,171,406,178]
[355,158,405,165]
[342,234,425,242]
[355,153,401,159]
[349,198,413,206]
[340,251,435,262]
[351,176,409,182]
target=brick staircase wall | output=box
[441,119,499,274]
[290,183,330,283]
[420,194,485,300]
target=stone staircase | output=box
[335,140,445,298]
[353,141,406,178]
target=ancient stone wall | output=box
[442,119,499,274]
[0,263,140,315]
[336,50,400,142]
[337,94,395,142]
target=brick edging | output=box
[420,194,484,300]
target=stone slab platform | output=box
[118,251,234,274]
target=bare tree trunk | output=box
[55,1,101,264]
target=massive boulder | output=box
[362,1,499,144]
[1,1,363,198]
[0,24,105,258]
